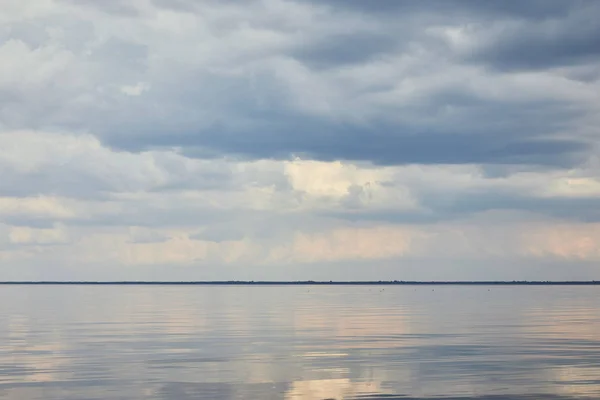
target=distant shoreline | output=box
[1,281,599,285]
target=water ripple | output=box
[1,285,600,399]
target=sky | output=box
[1,0,599,281]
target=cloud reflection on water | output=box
[1,286,600,399]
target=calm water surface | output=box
[1,285,600,399]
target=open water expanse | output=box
[1,285,600,399]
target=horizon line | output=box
[1,280,600,285]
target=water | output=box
[1,285,600,399]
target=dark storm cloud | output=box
[104,96,588,168]
[466,4,600,71]
[296,0,600,71]
[78,0,595,170]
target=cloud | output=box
[190,225,247,243]
[289,31,399,69]
[2,0,597,169]
[0,130,235,199]
[266,226,415,264]
[127,226,172,244]
[0,0,599,280]
[459,2,600,71]
[299,0,577,19]
[523,223,600,260]
[8,224,70,246]
[121,82,151,96]
[58,0,142,17]
[0,196,77,221]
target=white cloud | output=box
[120,81,150,96]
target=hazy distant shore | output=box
[1,281,599,285]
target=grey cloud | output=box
[0,137,237,200]
[290,32,400,69]
[127,229,171,244]
[1,240,71,250]
[479,164,566,179]
[1,0,599,251]
[426,192,600,223]
[150,0,198,12]
[91,38,148,70]
[294,0,579,19]
[2,0,597,172]
[58,0,141,17]
[77,35,591,170]
[69,206,260,229]
[326,190,600,225]
[0,217,58,229]
[3,22,51,50]
[87,37,149,86]
[0,202,230,230]
[296,0,600,72]
[190,226,246,243]
[449,0,581,19]
[150,0,251,12]
[19,198,255,230]
[0,162,230,200]
[187,212,309,242]
[2,18,95,53]
[0,172,115,200]
[465,4,600,71]
[108,100,587,168]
